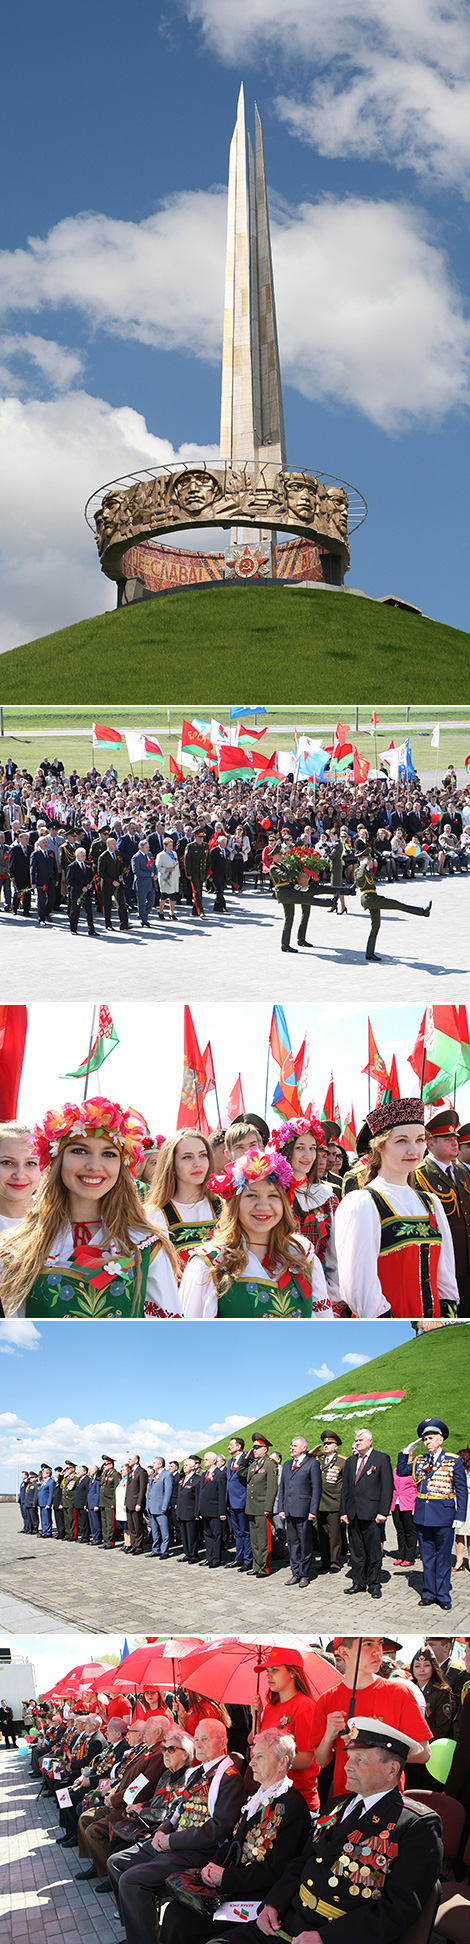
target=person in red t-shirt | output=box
[312,1636,431,1796]
[250,1649,319,1810]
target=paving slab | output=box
[0,1749,116,1944]
[1,1502,469,1636]
[0,874,468,1002]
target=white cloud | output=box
[342,1351,372,1367]
[308,1363,335,1381]
[0,332,83,393]
[0,389,219,653]
[0,1320,40,1355]
[185,2,470,187]
[0,1409,255,1477]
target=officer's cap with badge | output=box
[344,1718,423,1760]
[425,1108,459,1137]
[251,1433,272,1449]
[417,1418,449,1440]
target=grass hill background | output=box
[207,1326,469,1464]
[1,587,469,704]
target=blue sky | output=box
[0,1315,411,1489]
[1,1,469,648]
[17,999,470,1134]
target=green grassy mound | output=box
[208,1326,469,1463]
[1,587,469,703]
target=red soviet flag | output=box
[226,1075,245,1122]
[0,1006,27,1118]
[176,1007,210,1133]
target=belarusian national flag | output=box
[408,1006,470,1100]
[379,1054,401,1104]
[294,1036,309,1097]
[92,724,123,750]
[321,1076,340,1123]
[181,719,212,760]
[341,1104,357,1152]
[317,1389,406,1421]
[142,735,164,764]
[238,723,269,749]
[0,1005,27,1118]
[252,749,283,785]
[63,1005,119,1078]
[170,755,184,782]
[218,745,254,784]
[370,711,378,734]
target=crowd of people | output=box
[16,1414,470,1609]
[0,749,469,951]
[6,1633,470,1944]
[1,1094,469,1318]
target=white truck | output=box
[0,1655,36,1728]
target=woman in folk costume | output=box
[0,1098,181,1319]
[179,1145,333,1318]
[271,1117,340,1308]
[334,1097,459,1319]
[147,1128,221,1270]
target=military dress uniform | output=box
[354,851,430,961]
[239,1444,278,1576]
[416,1150,470,1318]
[397,1417,468,1608]
[317,1440,346,1572]
[99,1462,121,1549]
[62,1469,78,1541]
[269,851,333,951]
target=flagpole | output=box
[212,1063,222,1128]
[192,1069,202,1130]
[264,1037,270,1120]
[83,1005,97,1103]
[419,1008,428,1099]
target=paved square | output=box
[1,1503,469,1637]
[0,873,468,1002]
[0,1747,116,1944]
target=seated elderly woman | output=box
[158,1728,312,1944]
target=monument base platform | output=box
[118,535,345,605]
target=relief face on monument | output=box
[92,463,352,577]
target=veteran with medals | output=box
[210,1722,442,1944]
[416,1107,470,1318]
[158,1729,311,1944]
[397,1417,468,1610]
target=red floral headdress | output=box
[32,1099,147,1173]
[271,1115,325,1150]
[208,1143,293,1202]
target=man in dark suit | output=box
[8,829,32,915]
[98,836,129,930]
[116,1718,246,1944]
[225,1436,252,1572]
[125,1455,149,1555]
[73,1465,90,1543]
[416,1107,470,1317]
[30,834,58,924]
[340,1428,393,1598]
[67,848,96,935]
[196,1451,226,1568]
[278,1436,321,1588]
[208,834,228,914]
[220,1720,442,1944]
[177,1460,199,1563]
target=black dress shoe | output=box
[95,1880,113,1893]
[418,1597,435,1607]
[369,1588,382,1599]
[281,945,297,953]
[75,1866,97,1881]
[344,1585,365,1595]
[56,1836,77,1847]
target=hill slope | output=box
[1,587,469,703]
[209,1326,469,1463]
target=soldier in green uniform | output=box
[269,840,347,954]
[99,1456,122,1550]
[239,1435,278,1578]
[62,1463,78,1542]
[416,1108,470,1318]
[354,839,431,962]
[316,1431,346,1573]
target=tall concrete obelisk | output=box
[220,88,286,542]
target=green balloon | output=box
[426,1738,455,1783]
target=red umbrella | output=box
[113,1639,204,1692]
[83,1669,119,1695]
[174,1638,343,1706]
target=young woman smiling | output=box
[147,1128,221,1269]
[0,1123,40,1236]
[272,1117,340,1307]
[179,1146,333,1318]
[0,1100,180,1319]
[335,1098,459,1319]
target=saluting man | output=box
[416,1108,470,1318]
[317,1431,346,1574]
[397,1417,468,1611]
[239,1434,279,1578]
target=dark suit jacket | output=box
[67,860,94,898]
[30,848,57,888]
[340,1447,393,1521]
[196,1467,226,1517]
[125,1465,148,1510]
[278,1454,321,1518]
[177,1475,198,1520]
[163,1756,246,1857]
[73,1475,89,1511]
[267,1787,442,1944]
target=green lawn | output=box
[207,1326,469,1464]
[2,720,469,785]
[1,587,469,704]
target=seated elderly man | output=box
[159,1728,312,1944]
[107,1723,194,1899]
[59,1717,129,1845]
[76,1714,168,1881]
[116,1717,246,1944]
[208,1719,442,1944]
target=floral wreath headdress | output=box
[271,1116,325,1151]
[208,1143,293,1202]
[32,1099,148,1174]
